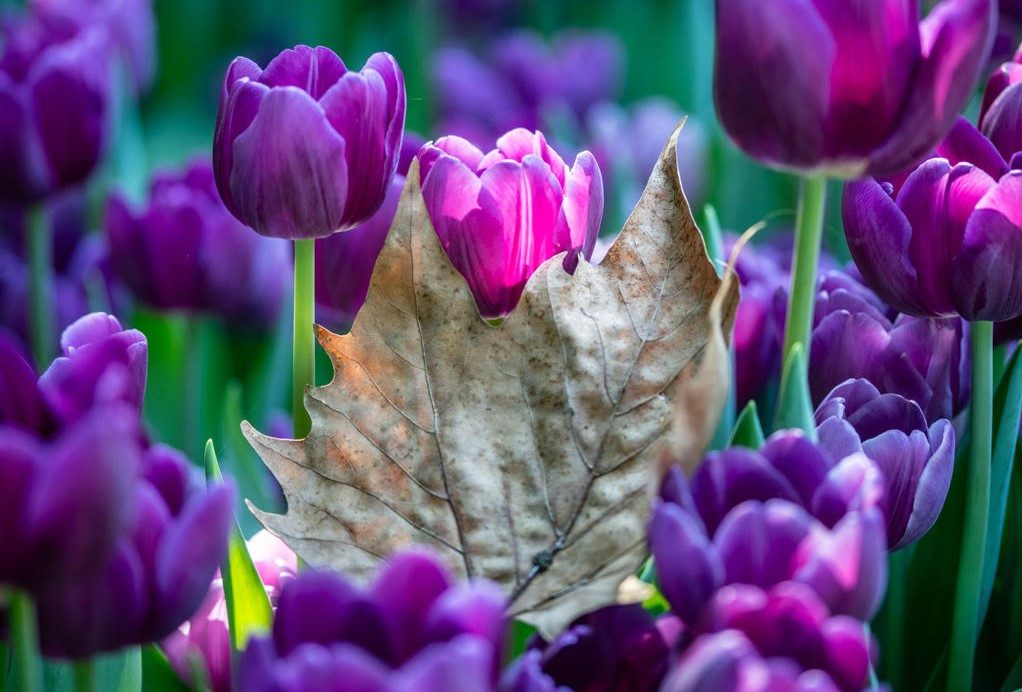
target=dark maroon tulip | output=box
[238,549,506,691]
[35,448,234,658]
[664,584,873,692]
[107,159,291,326]
[715,0,996,177]
[31,0,155,94]
[816,379,956,549]
[0,13,109,204]
[0,406,139,591]
[214,46,406,240]
[811,269,969,421]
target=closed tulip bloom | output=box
[107,160,291,326]
[214,46,406,239]
[816,379,955,549]
[237,550,507,692]
[36,446,234,658]
[844,145,1022,321]
[0,14,110,204]
[420,129,603,319]
[715,0,996,177]
[980,44,1022,161]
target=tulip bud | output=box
[214,46,406,239]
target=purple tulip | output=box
[31,0,155,94]
[0,335,53,434]
[0,12,110,204]
[980,43,1022,161]
[214,46,406,240]
[237,550,506,692]
[816,378,955,549]
[843,117,1022,321]
[315,134,424,331]
[36,445,234,658]
[0,406,139,591]
[715,0,996,177]
[499,604,673,691]
[419,129,603,319]
[664,584,873,692]
[811,269,969,421]
[106,159,291,326]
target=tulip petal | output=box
[714,500,813,587]
[258,45,347,99]
[938,115,1009,178]
[691,449,802,535]
[558,151,603,272]
[370,549,451,662]
[213,76,269,220]
[648,501,723,624]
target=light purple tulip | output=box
[419,128,603,319]
[214,46,406,239]
[715,0,996,177]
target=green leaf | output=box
[505,620,538,662]
[42,649,142,692]
[701,205,726,278]
[980,346,1022,619]
[729,400,765,449]
[221,381,279,535]
[141,645,192,692]
[773,344,816,439]
[204,440,273,652]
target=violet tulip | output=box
[106,159,291,327]
[237,550,506,692]
[35,445,234,658]
[714,0,996,177]
[213,45,406,240]
[419,128,603,319]
[0,13,110,204]
[843,119,1022,322]
[816,379,955,550]
[980,43,1022,161]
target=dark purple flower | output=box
[214,46,406,240]
[419,129,603,319]
[35,445,234,658]
[715,0,996,177]
[816,378,955,549]
[237,550,506,692]
[314,134,424,331]
[843,117,1022,321]
[980,43,1022,160]
[0,12,110,204]
[31,0,155,94]
[811,269,969,421]
[499,604,672,692]
[0,405,139,591]
[663,583,873,692]
[106,159,291,327]
[0,335,53,434]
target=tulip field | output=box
[4,0,1022,690]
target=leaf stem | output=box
[26,204,54,367]
[292,239,316,438]
[781,176,827,365]
[948,320,994,691]
[73,659,96,692]
[7,588,43,692]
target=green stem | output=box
[73,659,95,692]
[292,239,316,438]
[781,176,827,364]
[885,547,910,691]
[26,205,54,367]
[948,320,994,691]
[7,589,43,692]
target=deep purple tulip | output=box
[811,269,969,421]
[0,406,139,591]
[31,0,155,94]
[315,134,424,331]
[0,335,53,434]
[36,445,234,658]
[0,13,110,204]
[980,43,1022,160]
[420,129,603,319]
[499,604,672,692]
[237,550,506,692]
[663,584,873,692]
[816,378,955,549]
[715,0,996,177]
[844,115,1022,321]
[214,46,406,239]
[107,159,291,326]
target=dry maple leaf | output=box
[243,124,737,636]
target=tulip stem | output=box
[781,176,827,366]
[292,239,316,438]
[26,204,54,367]
[948,320,993,691]
[73,659,96,692]
[7,589,43,692]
